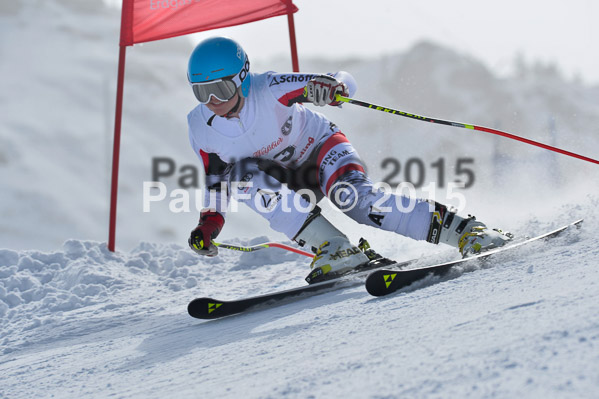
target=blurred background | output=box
[1,0,598,251]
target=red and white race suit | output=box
[188,71,433,241]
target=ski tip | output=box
[188,297,224,319]
[365,270,396,297]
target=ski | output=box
[365,219,584,297]
[188,256,414,320]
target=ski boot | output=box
[294,207,370,283]
[428,203,513,257]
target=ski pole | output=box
[212,241,314,258]
[335,95,599,165]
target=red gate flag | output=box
[109,0,300,251]
[120,0,299,45]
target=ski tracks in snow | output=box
[1,207,598,398]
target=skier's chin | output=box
[206,95,238,116]
[206,104,229,116]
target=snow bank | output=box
[0,236,310,355]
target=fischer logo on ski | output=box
[188,255,415,320]
[383,274,397,288]
[366,219,583,297]
[208,302,222,314]
[188,220,582,319]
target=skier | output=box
[186,37,511,278]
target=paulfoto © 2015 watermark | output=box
[142,180,469,214]
[149,156,477,190]
[143,156,473,214]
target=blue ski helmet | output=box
[187,37,251,101]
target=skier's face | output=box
[205,90,240,117]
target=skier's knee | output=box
[328,170,384,227]
[328,170,367,205]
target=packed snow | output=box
[1,202,598,398]
[1,0,599,398]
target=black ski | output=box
[365,219,583,297]
[188,256,413,320]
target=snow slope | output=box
[1,198,598,398]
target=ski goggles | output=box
[191,78,238,104]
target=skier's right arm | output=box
[189,149,232,256]
[189,210,225,257]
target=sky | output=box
[181,0,599,85]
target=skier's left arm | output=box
[268,71,357,107]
